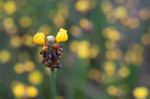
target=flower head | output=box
[56,28,68,43]
[33,32,46,45]
[33,28,67,69]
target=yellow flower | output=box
[12,83,25,98]
[107,86,118,96]
[56,28,68,43]
[26,86,38,98]
[4,1,16,15]
[75,0,89,12]
[28,70,43,85]
[0,50,11,63]
[33,32,46,45]
[133,87,149,99]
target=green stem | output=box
[50,68,56,99]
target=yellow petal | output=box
[33,32,46,45]
[56,28,68,43]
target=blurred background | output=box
[0,0,150,99]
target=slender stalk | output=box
[50,68,56,99]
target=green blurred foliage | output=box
[0,0,150,99]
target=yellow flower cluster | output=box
[33,32,46,45]
[56,28,68,43]
[12,82,38,98]
[70,40,99,59]
[14,61,35,74]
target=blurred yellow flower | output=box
[19,16,32,28]
[107,86,118,96]
[10,35,22,48]
[128,17,140,29]
[125,44,143,65]
[76,41,90,59]
[56,28,68,43]
[26,86,38,98]
[103,27,121,41]
[90,45,99,58]
[12,83,25,98]
[139,8,150,20]
[12,82,38,98]
[133,87,149,99]
[53,15,65,27]
[106,49,122,60]
[79,18,92,30]
[33,32,46,45]
[101,1,113,14]
[75,0,96,12]
[141,33,150,45]
[103,61,116,76]
[28,70,43,85]
[24,61,35,72]
[0,50,11,63]
[89,69,100,80]
[3,17,14,29]
[114,6,127,19]
[3,17,17,35]
[14,61,35,74]
[70,41,90,59]
[4,1,16,15]
[70,25,81,37]
[75,0,89,12]
[118,66,130,78]
[23,34,34,47]
[39,24,51,35]
[70,40,99,59]
[14,63,25,74]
